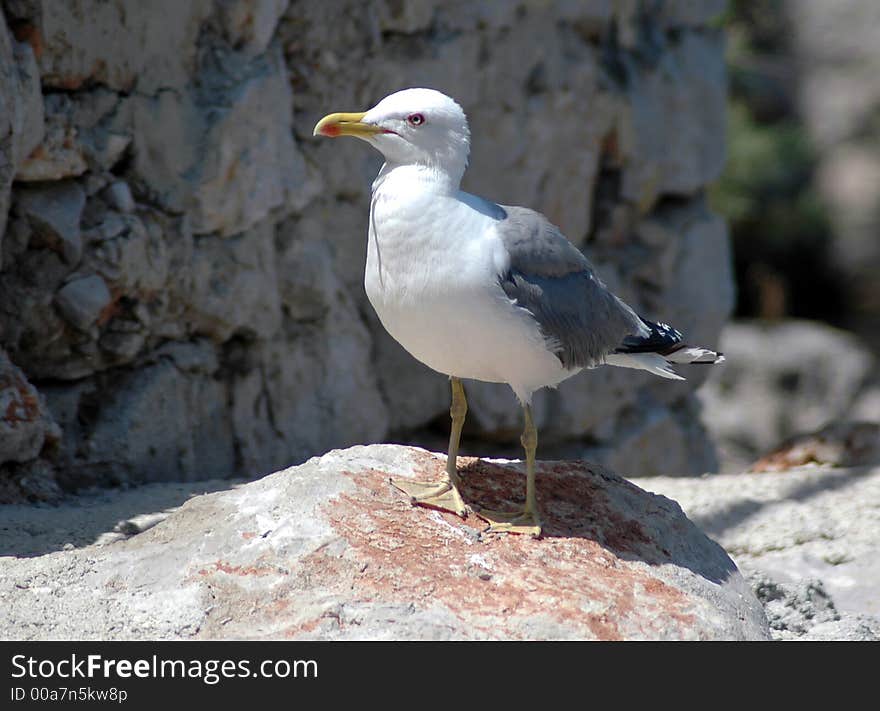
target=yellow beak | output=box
[313,111,385,138]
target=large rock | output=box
[229,310,389,476]
[0,204,188,383]
[22,0,215,93]
[15,90,130,182]
[131,46,307,236]
[620,30,727,207]
[15,181,86,265]
[54,274,112,330]
[634,463,880,638]
[0,445,769,640]
[698,320,877,470]
[217,0,290,55]
[747,573,879,641]
[0,11,43,241]
[0,348,59,466]
[749,421,880,472]
[39,354,235,491]
[184,221,282,342]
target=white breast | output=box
[364,173,574,402]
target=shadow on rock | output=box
[456,458,738,586]
[689,464,870,541]
[0,479,242,558]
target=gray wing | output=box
[495,205,645,369]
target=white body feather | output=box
[366,166,574,403]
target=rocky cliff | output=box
[0,1,732,499]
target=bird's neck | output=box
[372,162,462,198]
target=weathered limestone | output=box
[131,46,307,236]
[54,274,112,331]
[25,0,215,93]
[185,221,282,342]
[635,463,880,638]
[15,181,86,265]
[0,9,43,241]
[13,92,120,182]
[0,348,58,466]
[698,321,877,470]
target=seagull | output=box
[314,88,723,536]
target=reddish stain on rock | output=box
[307,452,697,640]
[197,560,279,578]
[24,144,48,163]
[749,421,880,472]
[96,289,124,327]
[1,373,41,425]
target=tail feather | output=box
[665,346,726,365]
[604,352,686,380]
[609,316,725,379]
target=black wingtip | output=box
[615,317,684,356]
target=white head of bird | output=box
[313,88,471,187]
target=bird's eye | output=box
[407,113,425,126]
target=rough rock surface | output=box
[747,573,880,641]
[0,348,59,470]
[698,320,879,471]
[0,1,732,497]
[0,445,769,641]
[749,421,880,473]
[633,464,880,640]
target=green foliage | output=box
[708,0,844,322]
[711,101,828,246]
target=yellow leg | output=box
[475,404,542,536]
[391,377,467,516]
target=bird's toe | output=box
[390,477,468,517]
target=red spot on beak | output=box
[320,124,341,137]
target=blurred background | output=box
[0,0,877,502]
[701,0,880,470]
